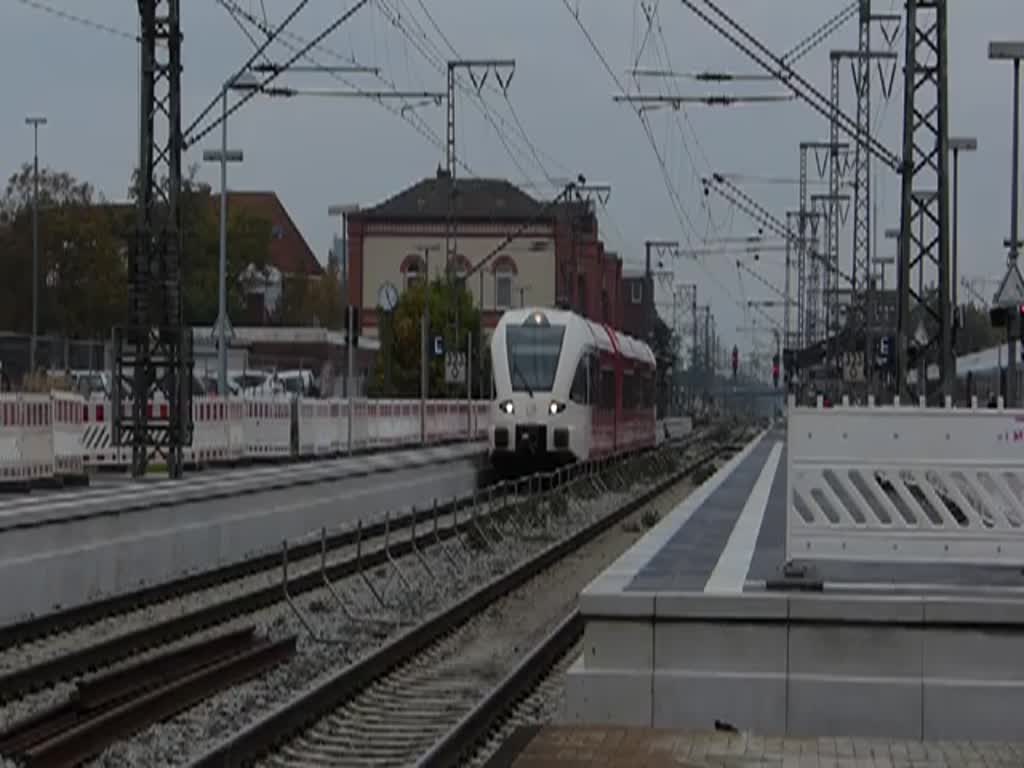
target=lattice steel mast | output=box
[896,0,950,400]
[114,0,193,479]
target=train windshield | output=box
[506,325,566,393]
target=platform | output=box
[490,725,1024,767]
[566,424,1024,742]
[0,443,487,626]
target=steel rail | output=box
[0,441,699,703]
[416,610,583,767]
[186,438,730,767]
[0,474,487,653]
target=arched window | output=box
[450,254,472,280]
[492,255,518,310]
[400,254,426,291]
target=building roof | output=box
[355,169,549,223]
[225,191,322,277]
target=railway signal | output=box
[772,353,780,389]
[731,346,739,379]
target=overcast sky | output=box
[2,0,1022,363]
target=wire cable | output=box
[188,0,371,149]
[212,0,470,174]
[12,0,138,42]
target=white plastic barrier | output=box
[0,394,55,485]
[243,398,292,460]
[51,391,86,478]
[81,398,123,467]
[787,396,1024,566]
[187,397,243,466]
[39,394,492,473]
[657,416,693,445]
[297,398,340,457]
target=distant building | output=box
[224,191,323,323]
[620,267,654,343]
[345,168,623,343]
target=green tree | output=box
[371,278,481,398]
[0,164,125,339]
[275,272,314,326]
[649,315,678,417]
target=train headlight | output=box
[499,400,515,415]
[549,400,566,415]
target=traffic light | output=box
[772,353,780,389]
[731,345,739,379]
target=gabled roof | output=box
[356,169,547,223]
[224,191,322,277]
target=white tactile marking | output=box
[704,441,783,594]
[580,430,768,603]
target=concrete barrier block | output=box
[787,677,921,739]
[583,618,653,671]
[923,596,1024,625]
[562,657,651,726]
[579,591,655,618]
[922,627,1024,681]
[653,670,785,733]
[923,681,1024,741]
[788,624,922,678]
[788,594,924,623]
[655,621,787,675]
[655,592,788,620]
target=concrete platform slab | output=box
[570,426,1024,741]
[494,725,1024,767]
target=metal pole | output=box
[421,247,430,443]
[30,122,40,374]
[467,333,473,437]
[347,304,354,454]
[784,212,792,356]
[217,84,229,397]
[952,148,960,316]
[1009,59,1021,407]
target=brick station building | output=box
[345,168,626,345]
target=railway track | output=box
[0,627,295,768]
[186,435,734,768]
[0,465,565,706]
[0,436,709,727]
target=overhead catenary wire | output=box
[13,0,139,42]
[562,0,748,315]
[187,0,315,143]
[211,0,469,173]
[376,0,553,189]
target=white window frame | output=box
[495,270,514,310]
[404,262,424,292]
[631,281,643,304]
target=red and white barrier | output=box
[0,394,55,485]
[52,392,86,478]
[82,398,123,467]
[243,398,292,460]
[2,391,494,483]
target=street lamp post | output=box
[989,42,1024,407]
[202,72,258,397]
[949,137,978,319]
[25,116,46,374]
[328,203,360,454]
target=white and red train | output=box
[488,307,657,472]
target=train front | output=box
[489,308,582,474]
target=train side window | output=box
[622,373,634,410]
[570,356,588,404]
